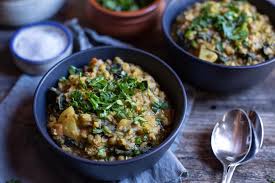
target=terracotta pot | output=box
[86,0,162,39]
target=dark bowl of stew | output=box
[33,46,187,180]
[162,0,275,92]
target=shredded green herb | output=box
[102,125,112,135]
[152,101,169,113]
[133,115,146,124]
[68,74,148,120]
[68,65,83,76]
[98,147,106,158]
[185,1,249,42]
[97,0,154,11]
[92,128,103,134]
[135,137,143,145]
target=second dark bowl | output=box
[33,46,187,181]
[162,0,275,92]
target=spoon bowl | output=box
[248,110,264,150]
[241,110,264,163]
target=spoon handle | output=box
[222,165,237,183]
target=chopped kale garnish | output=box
[135,137,143,145]
[68,65,83,76]
[152,101,169,113]
[184,1,249,43]
[97,0,153,12]
[68,75,149,120]
[98,147,106,158]
[92,128,103,134]
[110,63,127,79]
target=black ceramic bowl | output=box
[33,46,187,181]
[162,0,275,92]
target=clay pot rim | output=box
[88,0,161,18]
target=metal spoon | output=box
[247,110,264,151]
[237,110,263,163]
[211,109,252,183]
[224,110,264,182]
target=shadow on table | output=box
[0,48,21,76]
[0,49,21,100]
[5,96,111,183]
[196,132,221,171]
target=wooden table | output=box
[178,72,275,183]
[1,0,275,182]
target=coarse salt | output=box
[13,25,68,61]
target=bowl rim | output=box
[162,0,275,70]
[10,21,73,65]
[88,0,160,18]
[33,46,187,166]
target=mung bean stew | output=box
[47,57,172,161]
[172,0,275,66]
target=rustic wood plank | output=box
[177,71,275,183]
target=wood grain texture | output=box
[178,71,275,183]
[0,0,275,182]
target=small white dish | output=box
[10,21,73,75]
[0,0,65,26]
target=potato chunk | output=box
[199,46,218,62]
[58,106,80,140]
